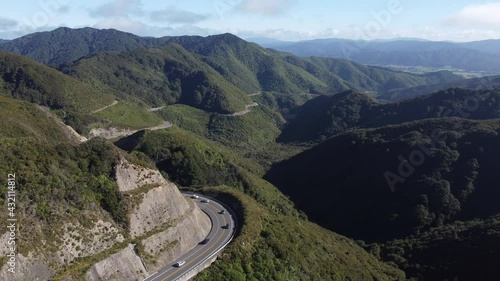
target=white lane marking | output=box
[145,199,225,281]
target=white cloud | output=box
[0,17,18,30]
[445,3,500,27]
[89,0,143,18]
[150,8,210,24]
[236,0,297,16]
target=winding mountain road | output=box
[223,102,259,117]
[91,100,119,113]
[143,194,236,281]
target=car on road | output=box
[174,260,185,267]
[200,238,210,244]
[222,223,230,229]
[191,194,199,199]
[220,209,226,214]
[201,199,210,203]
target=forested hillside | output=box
[61,44,251,114]
[280,88,500,143]
[2,28,462,101]
[267,118,500,280]
[0,27,169,67]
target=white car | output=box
[174,260,185,267]
[191,194,199,199]
[201,199,210,203]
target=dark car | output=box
[200,238,210,244]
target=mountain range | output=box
[2,27,500,281]
[1,27,464,103]
[255,38,500,73]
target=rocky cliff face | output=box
[141,202,211,272]
[1,158,211,281]
[115,159,167,192]
[84,158,211,280]
[85,244,147,281]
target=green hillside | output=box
[114,127,406,281]
[280,88,500,143]
[0,51,165,133]
[2,28,462,104]
[267,118,500,280]
[0,95,132,273]
[0,95,72,144]
[62,44,251,114]
[269,118,500,240]
[0,27,169,67]
[0,52,115,113]
[4,26,499,281]
[166,33,461,96]
[0,52,116,133]
[194,188,405,281]
[380,214,500,281]
[382,74,500,101]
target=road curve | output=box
[143,194,236,281]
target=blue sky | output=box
[1,0,500,41]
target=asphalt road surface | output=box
[143,194,235,281]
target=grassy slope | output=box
[0,95,70,143]
[94,102,163,130]
[0,52,115,113]
[0,51,165,133]
[156,103,304,168]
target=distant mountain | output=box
[245,37,292,47]
[0,39,8,44]
[1,28,461,100]
[260,38,500,73]
[160,34,461,95]
[279,88,500,143]
[0,27,170,67]
[383,74,500,101]
[460,39,500,56]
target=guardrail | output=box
[173,195,237,281]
